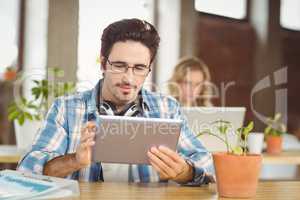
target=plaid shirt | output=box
[17,80,215,185]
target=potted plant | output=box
[264,113,286,154]
[197,120,262,198]
[4,66,17,81]
[8,67,75,150]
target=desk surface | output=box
[64,181,300,200]
[262,151,300,164]
[0,145,22,163]
[1,145,300,165]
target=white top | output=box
[101,163,129,182]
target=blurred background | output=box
[0,0,299,179]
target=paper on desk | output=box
[0,169,79,200]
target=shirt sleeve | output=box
[17,98,69,175]
[171,101,216,185]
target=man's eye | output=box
[134,66,147,71]
[113,63,126,68]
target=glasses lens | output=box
[110,63,126,73]
[133,66,149,76]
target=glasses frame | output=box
[106,58,151,76]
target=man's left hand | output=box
[147,146,194,183]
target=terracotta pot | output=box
[4,71,17,80]
[213,152,262,198]
[266,135,282,154]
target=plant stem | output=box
[224,132,229,153]
[198,132,231,153]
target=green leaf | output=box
[232,146,243,155]
[42,87,49,99]
[33,80,40,85]
[211,120,231,125]
[34,115,41,121]
[218,125,228,134]
[8,110,20,121]
[18,114,25,125]
[21,97,27,105]
[8,104,17,113]
[52,67,64,77]
[32,87,41,99]
[27,104,38,109]
[264,126,272,135]
[274,113,281,121]
[24,112,33,121]
[42,80,48,87]
[245,121,254,133]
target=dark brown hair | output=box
[100,18,160,68]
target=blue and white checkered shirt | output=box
[17,80,215,185]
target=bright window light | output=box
[194,0,247,20]
[77,0,153,91]
[0,0,20,74]
[280,0,300,31]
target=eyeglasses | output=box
[181,80,203,88]
[106,58,151,76]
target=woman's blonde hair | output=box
[168,56,213,106]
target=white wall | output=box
[0,0,20,74]
[155,0,181,94]
[77,0,154,91]
[22,0,48,100]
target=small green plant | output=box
[197,120,254,155]
[264,113,286,137]
[6,66,17,72]
[8,67,75,125]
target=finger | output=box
[149,160,168,180]
[86,121,97,132]
[80,127,89,139]
[80,138,95,149]
[80,129,95,143]
[150,147,183,174]
[81,122,97,136]
[158,146,185,164]
[147,151,177,178]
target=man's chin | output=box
[116,91,137,103]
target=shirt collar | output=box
[86,79,151,117]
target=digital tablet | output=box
[91,115,182,165]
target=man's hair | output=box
[100,18,160,68]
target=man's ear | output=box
[100,56,106,71]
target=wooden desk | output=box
[262,151,300,165]
[0,145,22,163]
[1,143,299,165]
[64,181,300,200]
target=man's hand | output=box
[43,121,97,177]
[147,146,194,183]
[75,121,96,167]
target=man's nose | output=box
[126,66,135,76]
[122,67,135,81]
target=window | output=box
[194,0,247,20]
[77,0,154,91]
[280,0,300,31]
[0,0,20,74]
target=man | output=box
[18,19,214,185]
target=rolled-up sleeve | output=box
[17,98,68,175]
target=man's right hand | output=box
[43,121,97,178]
[75,121,97,167]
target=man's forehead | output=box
[108,41,151,64]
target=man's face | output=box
[102,40,151,105]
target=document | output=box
[0,169,79,200]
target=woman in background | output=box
[168,56,213,107]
